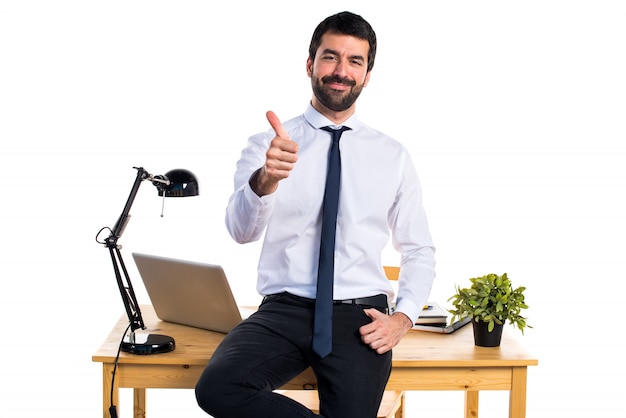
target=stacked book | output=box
[412,301,470,334]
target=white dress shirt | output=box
[225,104,436,323]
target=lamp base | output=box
[121,332,175,355]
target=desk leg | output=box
[464,390,478,418]
[509,367,528,418]
[134,388,146,418]
[396,392,405,418]
[102,364,118,418]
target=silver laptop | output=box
[132,252,250,334]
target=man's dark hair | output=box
[308,11,377,73]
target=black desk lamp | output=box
[96,166,199,354]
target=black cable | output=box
[109,322,132,418]
[95,226,112,245]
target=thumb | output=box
[266,110,290,140]
[364,308,384,321]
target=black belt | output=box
[263,292,388,312]
[333,294,388,309]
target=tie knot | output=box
[321,126,351,142]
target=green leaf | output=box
[449,272,530,335]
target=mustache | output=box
[321,75,356,87]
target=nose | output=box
[332,59,349,78]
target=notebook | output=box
[411,317,471,334]
[415,301,448,325]
[132,252,252,334]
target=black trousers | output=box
[195,292,392,418]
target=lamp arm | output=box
[109,167,150,241]
[104,167,152,333]
[108,245,145,332]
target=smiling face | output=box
[307,32,371,121]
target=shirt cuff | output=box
[243,179,276,206]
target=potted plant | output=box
[448,273,530,347]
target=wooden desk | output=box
[93,306,537,418]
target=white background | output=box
[1,1,625,417]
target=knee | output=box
[195,364,244,416]
[195,366,224,414]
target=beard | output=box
[311,74,365,112]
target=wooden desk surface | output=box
[93,305,537,369]
[93,306,537,418]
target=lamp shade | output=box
[155,169,199,197]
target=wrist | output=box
[250,167,277,197]
[394,312,414,329]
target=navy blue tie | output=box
[313,125,350,358]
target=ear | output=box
[306,57,313,77]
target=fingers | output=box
[265,110,298,171]
[266,110,290,140]
[359,309,408,354]
[359,308,383,337]
[251,111,298,197]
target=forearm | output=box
[225,180,275,244]
[389,153,436,323]
[394,248,436,324]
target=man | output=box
[196,11,435,418]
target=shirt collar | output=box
[304,102,359,130]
